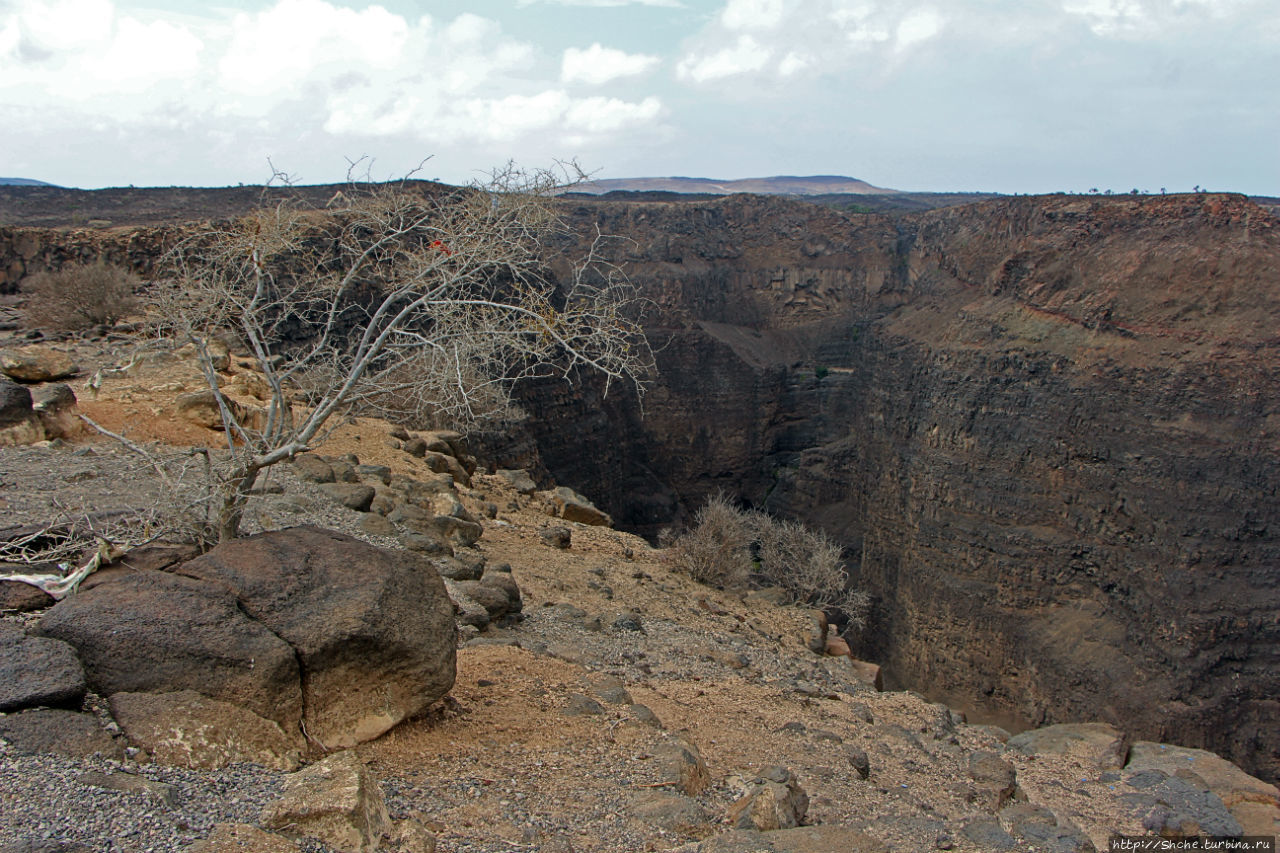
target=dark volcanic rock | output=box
[176,526,456,749]
[503,192,1280,782]
[0,709,124,759]
[37,568,303,728]
[0,623,86,711]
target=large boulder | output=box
[0,345,78,382]
[177,526,457,749]
[37,568,304,729]
[35,527,457,763]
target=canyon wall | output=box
[514,194,1280,782]
[3,191,1276,782]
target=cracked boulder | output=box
[37,527,457,765]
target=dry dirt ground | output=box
[0,330,1206,852]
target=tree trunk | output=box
[216,465,261,542]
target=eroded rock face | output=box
[499,193,1280,783]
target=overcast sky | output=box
[2,0,1277,193]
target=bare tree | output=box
[152,161,653,542]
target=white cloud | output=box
[895,9,942,49]
[562,43,660,85]
[676,33,771,82]
[219,0,409,94]
[720,0,791,30]
[564,95,662,132]
[777,50,810,76]
[516,0,683,6]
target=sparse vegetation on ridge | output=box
[21,261,139,331]
[668,493,869,630]
[151,161,655,542]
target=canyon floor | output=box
[3,329,1278,852]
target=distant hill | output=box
[0,178,58,187]
[571,175,895,196]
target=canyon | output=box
[2,187,1277,786]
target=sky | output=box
[1,0,1277,194]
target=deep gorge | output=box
[2,188,1277,783]
[500,192,1280,784]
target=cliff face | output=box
[508,194,1280,782]
[3,191,1277,782]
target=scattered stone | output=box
[37,568,304,730]
[292,454,336,484]
[726,766,809,831]
[173,389,257,431]
[261,751,391,853]
[824,636,852,657]
[0,841,95,853]
[109,690,303,771]
[403,437,427,457]
[0,622,87,711]
[960,818,1017,850]
[355,464,391,485]
[317,483,376,512]
[479,571,523,615]
[1122,769,1244,839]
[188,823,302,853]
[998,803,1096,852]
[29,383,77,439]
[630,703,664,728]
[547,486,612,526]
[847,659,883,691]
[611,610,644,632]
[358,513,396,536]
[0,375,43,445]
[433,556,482,581]
[700,825,888,853]
[968,750,1019,811]
[452,580,514,621]
[0,345,78,382]
[845,746,871,779]
[1006,722,1130,770]
[400,531,452,556]
[425,514,483,548]
[1125,741,1280,829]
[495,469,537,495]
[540,526,571,549]
[382,816,438,853]
[0,708,124,759]
[653,736,711,795]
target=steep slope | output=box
[507,193,1280,782]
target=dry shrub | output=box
[668,492,752,589]
[22,262,140,330]
[751,513,869,629]
[670,494,869,629]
